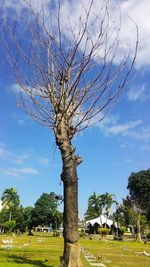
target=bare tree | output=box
[1,0,138,266]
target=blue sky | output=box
[0,0,150,218]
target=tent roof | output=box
[86,215,116,227]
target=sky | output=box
[0,0,150,219]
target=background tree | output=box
[85,192,103,220]
[127,169,150,241]
[121,196,137,228]
[2,220,16,234]
[0,209,9,233]
[122,197,136,228]
[31,192,62,230]
[1,187,20,221]
[1,0,138,266]
[1,188,27,233]
[127,170,150,215]
[51,210,63,231]
[13,205,26,234]
[101,192,118,227]
[24,206,34,234]
[111,196,137,234]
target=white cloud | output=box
[0,145,53,180]
[125,158,132,164]
[0,146,14,158]
[16,167,38,174]
[12,152,32,165]
[140,145,150,152]
[11,113,26,126]
[105,120,142,136]
[127,126,150,141]
[127,84,146,101]
[1,167,38,179]
[0,144,33,164]
[0,145,38,178]
[119,0,150,68]
[16,119,26,125]
[120,140,130,149]
[38,157,50,166]
[9,83,21,93]
[1,0,51,20]
[1,0,150,68]
[0,147,6,156]
[98,114,150,143]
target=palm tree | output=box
[1,187,20,221]
[85,192,103,223]
[101,192,118,227]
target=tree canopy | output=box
[0,188,62,233]
[101,192,117,216]
[112,196,136,227]
[1,187,20,210]
[31,192,62,229]
[127,169,150,214]
[85,192,103,220]
[1,187,20,221]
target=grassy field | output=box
[0,233,150,267]
[80,238,150,267]
[0,233,63,267]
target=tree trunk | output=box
[105,212,109,228]
[60,150,82,267]
[54,122,82,267]
[104,213,108,228]
[99,214,103,228]
[136,211,142,242]
[9,210,12,221]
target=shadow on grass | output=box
[7,255,54,267]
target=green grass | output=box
[0,233,63,267]
[0,234,150,267]
[80,238,150,267]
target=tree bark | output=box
[61,158,81,267]
[136,211,142,242]
[54,121,82,267]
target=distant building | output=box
[78,220,87,232]
[35,226,52,232]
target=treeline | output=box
[1,169,150,238]
[112,169,150,241]
[84,169,150,240]
[0,189,63,234]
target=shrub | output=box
[28,231,34,236]
[119,226,126,236]
[98,228,110,236]
[3,220,16,233]
[79,231,86,237]
[147,233,150,240]
[113,236,123,241]
[53,231,60,237]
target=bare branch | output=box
[1,0,138,137]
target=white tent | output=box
[86,215,116,228]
